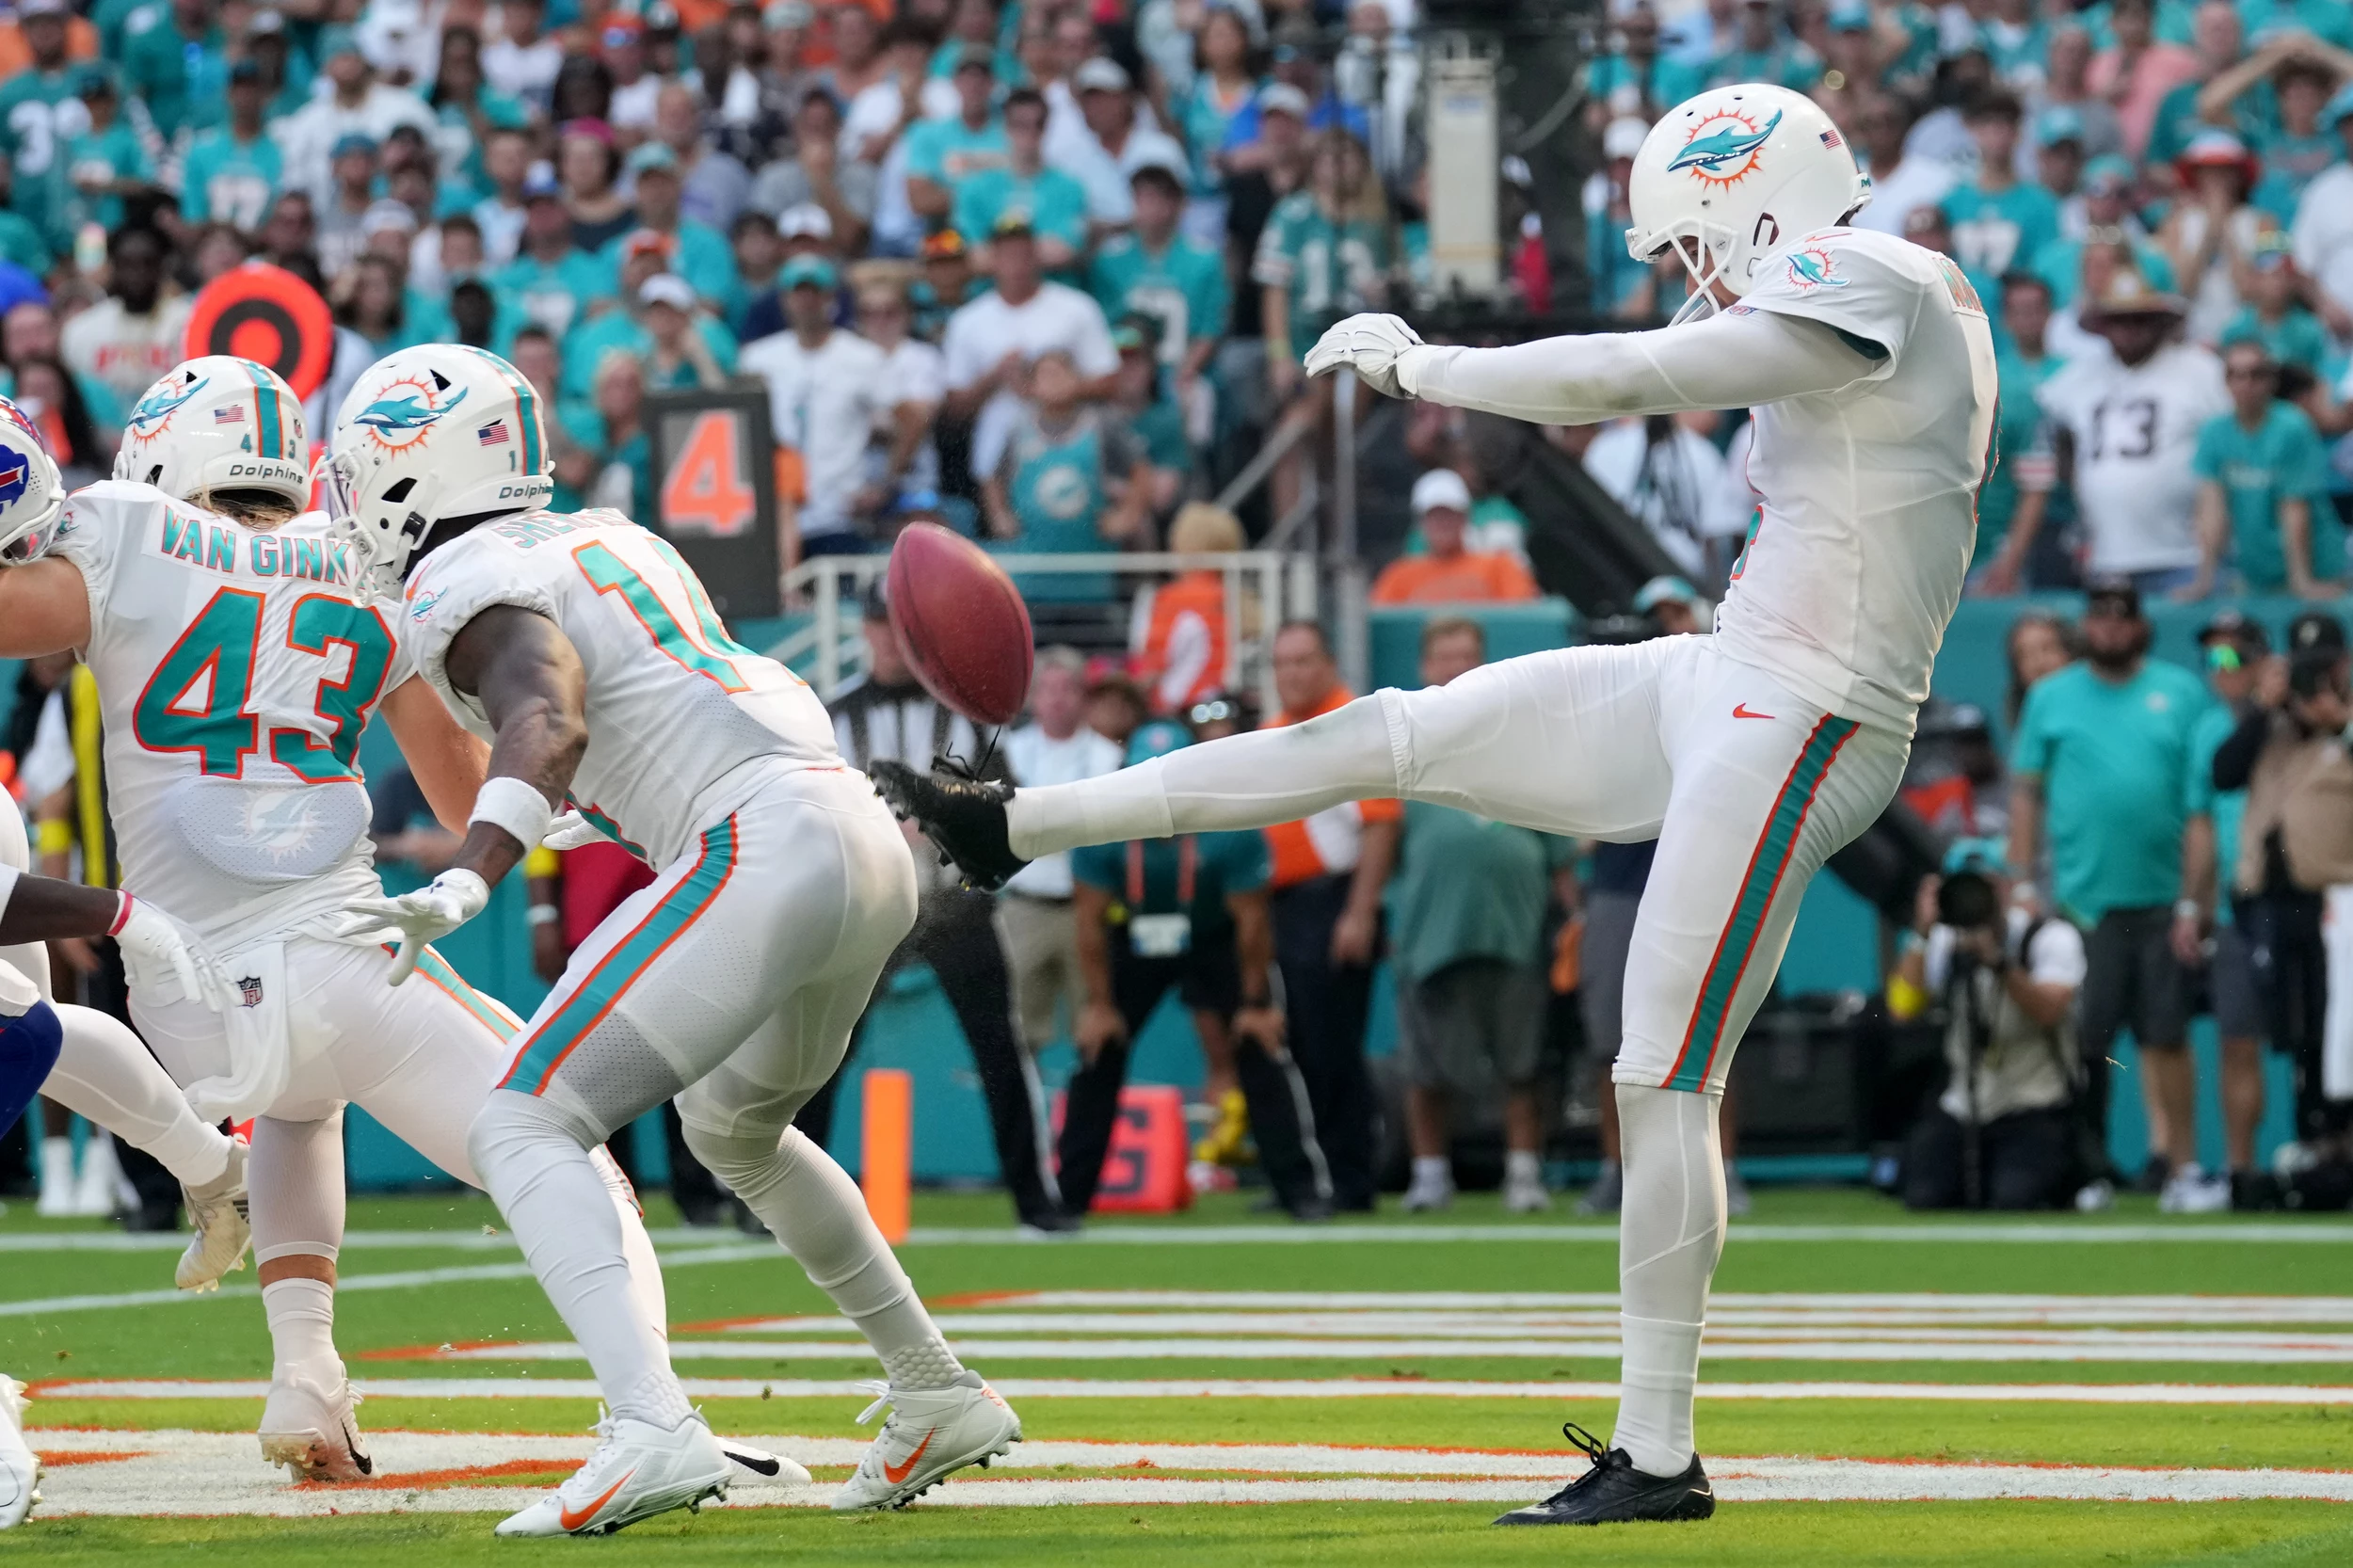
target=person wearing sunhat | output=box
[740,252,895,555]
[2155,128,2271,344]
[1997,272,2228,598]
[2185,337,2336,600]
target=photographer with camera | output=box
[1893,840,2089,1210]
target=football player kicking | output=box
[875,84,1999,1527]
[0,360,730,1490]
[326,344,1018,1536]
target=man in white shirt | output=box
[1581,411,1755,581]
[996,648,1125,1055]
[483,0,564,111]
[1849,95,1956,239]
[60,228,191,416]
[274,32,435,207]
[1066,57,1189,226]
[2288,85,2353,337]
[2005,275,2229,597]
[941,217,1120,479]
[739,253,892,554]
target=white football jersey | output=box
[49,482,414,949]
[400,509,841,869]
[1720,226,2001,734]
[2033,341,2229,576]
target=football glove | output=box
[541,811,605,853]
[342,870,492,985]
[1303,312,1429,399]
[114,896,236,1013]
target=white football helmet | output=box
[328,344,553,605]
[1626,84,1872,322]
[115,357,310,509]
[0,394,64,564]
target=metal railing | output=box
[767,550,1317,716]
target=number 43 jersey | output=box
[51,481,412,949]
[401,509,842,870]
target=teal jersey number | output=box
[270,595,397,781]
[133,588,264,777]
[574,538,755,692]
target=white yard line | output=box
[36,1377,2353,1404]
[720,1307,2353,1334]
[24,1430,2353,1516]
[917,1289,2353,1320]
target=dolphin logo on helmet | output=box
[353,387,468,440]
[1667,109,1782,181]
[126,376,207,436]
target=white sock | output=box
[1006,698,1401,859]
[471,1091,686,1426]
[1505,1149,1543,1185]
[39,1137,73,1196]
[1609,1083,1724,1478]
[684,1122,964,1391]
[262,1278,339,1380]
[42,1006,230,1185]
[1409,1156,1450,1190]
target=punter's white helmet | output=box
[328,344,552,605]
[1626,84,1871,322]
[115,356,310,509]
[0,394,64,564]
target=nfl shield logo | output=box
[236,976,265,1009]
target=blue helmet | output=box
[0,393,65,564]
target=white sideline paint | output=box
[22,1430,2353,1516]
[910,1290,2353,1321]
[724,1306,2353,1334]
[38,1378,2353,1405]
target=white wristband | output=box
[470,776,557,853]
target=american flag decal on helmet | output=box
[215,405,246,423]
[1819,129,1843,148]
[478,422,510,446]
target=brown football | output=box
[884,522,1034,726]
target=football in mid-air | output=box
[886,522,1034,727]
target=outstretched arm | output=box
[0,870,229,1007]
[439,604,590,892]
[1308,307,1881,424]
[379,675,492,834]
[0,557,92,658]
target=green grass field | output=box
[7,1187,2353,1565]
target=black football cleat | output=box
[868,759,1030,892]
[1493,1422,1716,1527]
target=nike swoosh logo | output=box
[882,1430,936,1486]
[559,1468,634,1531]
[725,1447,781,1477]
[345,1420,373,1477]
[1732,703,1775,720]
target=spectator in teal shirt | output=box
[1944,90,2062,293]
[2008,582,2217,1204]
[182,60,283,232]
[2248,57,2341,218]
[904,46,1009,229]
[1584,4,1704,120]
[0,162,51,279]
[1703,0,1824,91]
[121,0,229,139]
[0,1,81,257]
[954,88,1090,278]
[1976,273,2065,584]
[599,143,735,305]
[1087,162,1229,404]
[984,347,1150,601]
[493,170,616,344]
[59,68,147,243]
[2218,232,2332,372]
[2187,341,2337,597]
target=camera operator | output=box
[1893,840,2089,1210]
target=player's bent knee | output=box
[467,1087,598,1175]
[1,1000,63,1074]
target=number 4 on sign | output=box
[662,410,758,538]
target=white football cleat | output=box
[259,1368,372,1482]
[832,1371,1021,1512]
[0,1375,40,1528]
[495,1411,729,1536]
[717,1437,812,1486]
[177,1135,250,1291]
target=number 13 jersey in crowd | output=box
[2032,341,2229,579]
[401,509,842,869]
[51,482,412,948]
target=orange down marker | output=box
[861,1069,912,1243]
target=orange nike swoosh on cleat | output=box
[1732,703,1775,720]
[558,1469,634,1532]
[883,1431,936,1486]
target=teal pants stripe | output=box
[1662,715,1860,1092]
[497,816,741,1096]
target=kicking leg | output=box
[247,1110,367,1482]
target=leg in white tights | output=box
[249,1112,345,1384]
[41,1005,230,1187]
[1610,1083,1724,1477]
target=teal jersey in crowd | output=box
[1250,191,1388,353]
[1943,181,2061,298]
[2009,659,2213,922]
[2192,399,2334,590]
[587,419,653,523]
[953,164,1091,259]
[1088,232,1230,362]
[1975,19,2051,85]
[2237,0,2353,48]
[1702,40,1822,92]
[2079,0,2198,46]
[180,127,282,231]
[2218,303,2331,374]
[2190,700,2247,921]
[120,13,228,136]
[903,115,1010,197]
[0,67,82,249]
[1125,391,1190,472]
[93,0,152,60]
[2033,233,2175,306]
[559,310,738,401]
[0,208,47,277]
[597,219,735,304]
[60,120,149,240]
[1979,349,2059,555]
[1178,75,1260,194]
[992,407,1141,601]
[1587,204,1653,318]
[434,88,532,199]
[491,248,615,343]
[1071,830,1271,940]
[1386,801,1571,984]
[1585,49,1705,114]
[2251,129,2337,219]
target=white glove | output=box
[1302,312,1429,399]
[114,897,235,1013]
[341,869,492,985]
[541,811,605,853]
